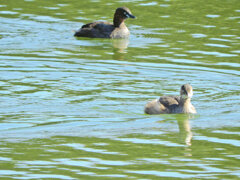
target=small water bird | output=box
[144,84,197,114]
[74,7,135,38]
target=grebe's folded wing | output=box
[159,95,180,108]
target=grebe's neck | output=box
[180,98,192,113]
[113,14,125,27]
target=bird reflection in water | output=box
[177,114,196,157]
[177,115,193,147]
[111,38,129,60]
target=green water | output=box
[0,0,240,179]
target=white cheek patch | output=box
[124,11,130,17]
[188,90,193,98]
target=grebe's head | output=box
[180,84,193,99]
[114,7,136,19]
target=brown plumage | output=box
[144,84,197,114]
[74,7,135,38]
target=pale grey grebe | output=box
[74,7,135,38]
[144,84,197,114]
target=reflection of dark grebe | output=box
[74,7,135,38]
[144,84,197,114]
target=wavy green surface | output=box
[0,0,240,179]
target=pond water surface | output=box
[0,0,240,179]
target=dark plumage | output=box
[144,84,197,114]
[74,7,135,38]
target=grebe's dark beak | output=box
[124,11,136,19]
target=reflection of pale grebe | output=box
[144,84,197,114]
[177,116,193,146]
[74,7,135,38]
